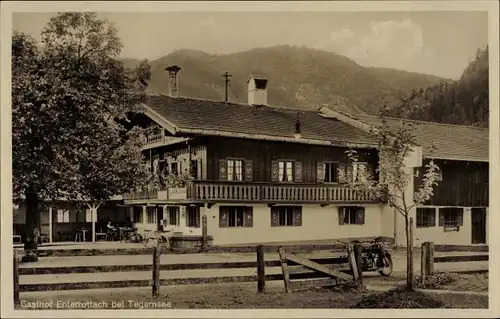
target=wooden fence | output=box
[420,241,488,284]
[13,243,488,304]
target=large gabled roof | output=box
[142,94,379,148]
[320,109,489,163]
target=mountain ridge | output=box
[121,45,445,115]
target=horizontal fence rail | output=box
[420,241,489,285]
[14,242,488,301]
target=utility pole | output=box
[221,71,232,102]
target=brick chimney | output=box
[247,75,268,106]
[165,65,181,97]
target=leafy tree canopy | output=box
[12,12,152,206]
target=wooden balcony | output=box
[124,181,376,204]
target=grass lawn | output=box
[17,280,488,310]
[416,272,488,292]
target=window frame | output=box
[57,209,70,223]
[167,206,180,226]
[278,159,295,183]
[416,207,436,228]
[226,158,244,181]
[219,206,253,228]
[338,206,365,225]
[324,161,340,183]
[186,206,201,228]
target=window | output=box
[219,159,252,181]
[170,162,178,175]
[278,161,294,182]
[351,162,367,182]
[190,160,199,179]
[416,208,436,228]
[227,159,243,181]
[271,206,302,227]
[219,206,253,228]
[338,207,365,225]
[147,208,157,224]
[167,206,180,226]
[439,207,464,227]
[57,209,70,223]
[187,206,201,228]
[324,162,339,183]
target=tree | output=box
[338,99,440,291]
[12,13,151,255]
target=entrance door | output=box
[471,207,486,244]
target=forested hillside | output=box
[398,47,489,127]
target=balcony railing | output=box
[123,181,376,203]
[145,132,164,144]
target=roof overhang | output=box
[142,103,377,149]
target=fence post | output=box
[427,241,435,275]
[256,245,266,293]
[420,242,428,284]
[278,247,291,293]
[353,243,363,286]
[201,214,208,251]
[13,250,19,306]
[347,243,360,284]
[152,246,161,298]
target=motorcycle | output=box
[337,236,393,276]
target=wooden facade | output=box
[205,137,378,184]
[415,159,489,207]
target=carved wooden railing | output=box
[123,189,159,201]
[145,132,164,144]
[192,181,374,203]
[123,181,375,203]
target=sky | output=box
[12,11,489,80]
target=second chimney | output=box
[165,65,181,97]
[247,75,268,106]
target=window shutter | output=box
[338,163,346,183]
[438,209,445,226]
[219,159,227,180]
[338,207,345,225]
[429,208,436,227]
[244,160,253,181]
[243,207,253,227]
[316,162,325,183]
[457,209,464,226]
[197,159,202,180]
[271,160,279,182]
[294,207,302,226]
[294,161,303,183]
[356,208,365,225]
[219,207,228,228]
[270,207,279,227]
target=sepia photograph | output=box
[1,1,499,318]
